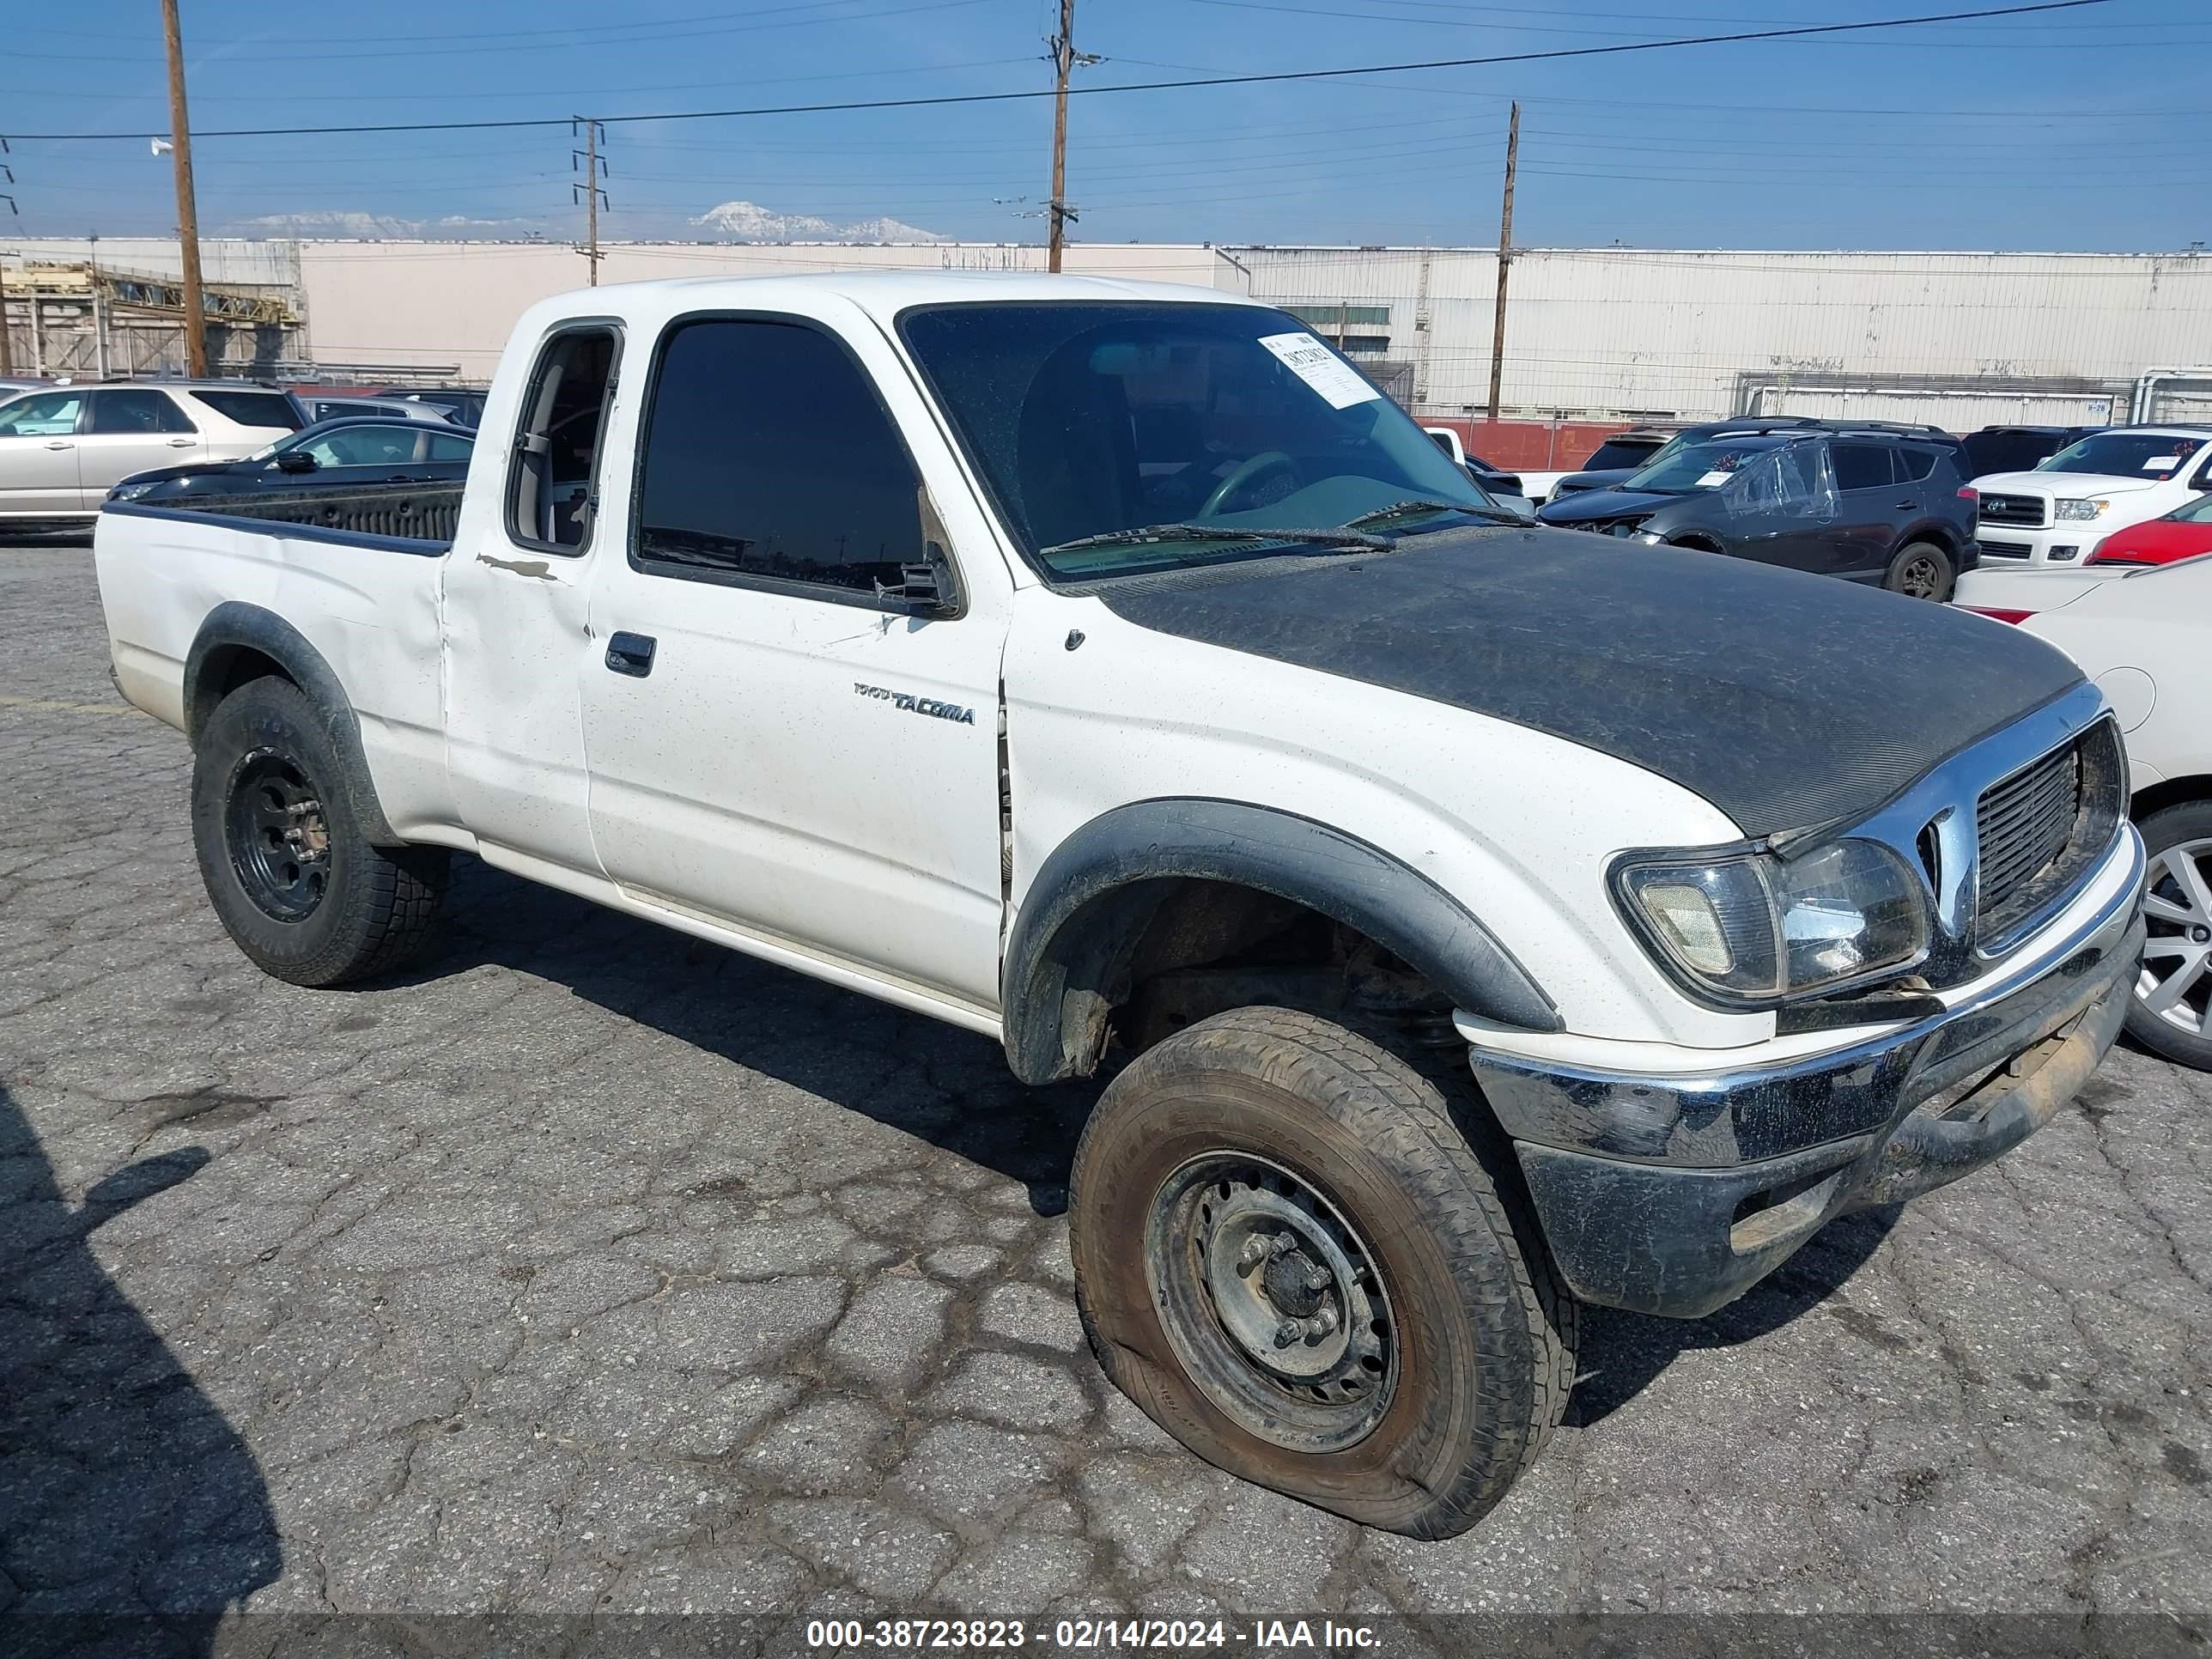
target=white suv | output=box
[1972,425,2212,568]
[0,381,304,526]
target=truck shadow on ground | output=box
[0,1085,282,1655]
[1565,1205,1900,1428]
[416,857,1904,1422]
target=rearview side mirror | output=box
[874,541,964,620]
[275,450,318,473]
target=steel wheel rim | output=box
[225,748,331,922]
[1900,555,1942,598]
[1144,1152,1398,1453]
[2139,838,2212,1036]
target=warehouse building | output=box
[7,237,2211,428]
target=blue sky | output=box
[3,0,2207,250]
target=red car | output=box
[2089,493,2212,566]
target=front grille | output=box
[1975,720,2124,946]
[1978,492,2048,528]
[1977,538,2033,559]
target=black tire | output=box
[191,677,447,988]
[2126,800,2212,1071]
[1070,1006,1577,1539]
[1884,541,1955,601]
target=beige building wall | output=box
[295,241,1240,380]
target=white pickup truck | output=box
[95,272,2144,1540]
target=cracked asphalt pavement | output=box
[2,538,2209,1644]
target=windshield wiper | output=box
[1342,498,1522,529]
[1037,522,1394,558]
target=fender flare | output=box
[183,602,401,846]
[1000,798,1561,1085]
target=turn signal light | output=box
[1961,607,2032,624]
[1956,486,1979,501]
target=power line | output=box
[2,0,2118,142]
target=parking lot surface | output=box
[3,539,2209,1640]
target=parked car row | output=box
[0,378,486,528]
[1492,411,2212,602]
[106,416,475,505]
[1534,422,1979,599]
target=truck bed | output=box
[96,483,457,840]
[131,480,464,549]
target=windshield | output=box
[2038,433,2203,479]
[896,302,1498,578]
[1622,437,1785,494]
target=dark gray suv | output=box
[1534,427,1979,600]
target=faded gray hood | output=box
[1097,524,2086,842]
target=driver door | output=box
[580,307,1009,1007]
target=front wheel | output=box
[1069,1006,1577,1539]
[1884,541,1955,601]
[2127,801,2212,1071]
[191,677,449,987]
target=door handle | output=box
[1893,501,1920,510]
[605,631,657,678]
[45,441,73,451]
[167,437,196,447]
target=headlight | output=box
[1612,840,1929,1006]
[1629,530,1665,545]
[108,481,158,501]
[2055,498,2107,521]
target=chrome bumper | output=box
[1472,830,2145,1317]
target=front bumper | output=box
[1973,523,2108,568]
[1468,832,2144,1317]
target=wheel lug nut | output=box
[1310,1306,1339,1337]
[1237,1236,1269,1272]
[1269,1232,1298,1259]
[1302,1263,1330,1291]
[1273,1317,1304,1347]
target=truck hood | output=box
[1097,525,2085,842]
[1974,470,2164,497]
[1533,486,1677,526]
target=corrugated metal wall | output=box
[1233,246,2212,420]
[11,239,2212,418]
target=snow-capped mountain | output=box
[690,201,947,244]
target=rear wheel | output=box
[1884,541,1955,601]
[191,677,448,987]
[1070,1006,1576,1539]
[2127,801,2212,1071]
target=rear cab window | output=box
[507,326,620,553]
[188,389,303,430]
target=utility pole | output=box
[1486,100,1519,422]
[573,118,608,286]
[161,0,210,376]
[0,137,14,376]
[1045,0,1098,274]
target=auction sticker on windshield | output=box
[1258,331,1382,410]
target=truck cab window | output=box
[633,317,926,599]
[508,327,617,552]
